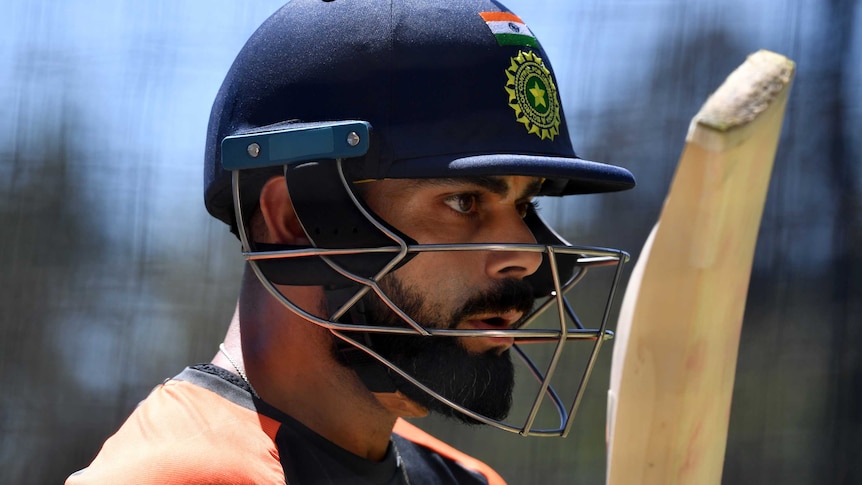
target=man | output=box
[68,0,634,483]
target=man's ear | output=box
[259,176,311,245]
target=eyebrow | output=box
[408,176,544,200]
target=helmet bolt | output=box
[247,143,261,158]
[346,131,360,147]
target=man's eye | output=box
[517,200,539,218]
[444,194,478,214]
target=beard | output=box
[357,276,535,425]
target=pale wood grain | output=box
[606,50,795,485]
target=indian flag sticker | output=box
[479,11,538,48]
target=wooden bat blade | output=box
[606,50,795,485]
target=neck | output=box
[215,271,399,461]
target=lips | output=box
[458,311,522,353]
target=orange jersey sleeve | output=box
[67,379,285,485]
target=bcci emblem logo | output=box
[505,51,561,140]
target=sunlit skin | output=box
[361,176,544,354]
[211,174,544,463]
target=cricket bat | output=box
[606,50,795,485]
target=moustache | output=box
[448,279,535,329]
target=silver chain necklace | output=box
[218,343,260,398]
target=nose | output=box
[484,213,543,280]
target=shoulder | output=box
[392,419,507,485]
[67,372,285,485]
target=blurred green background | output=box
[1,0,859,483]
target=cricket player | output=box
[68,0,634,483]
